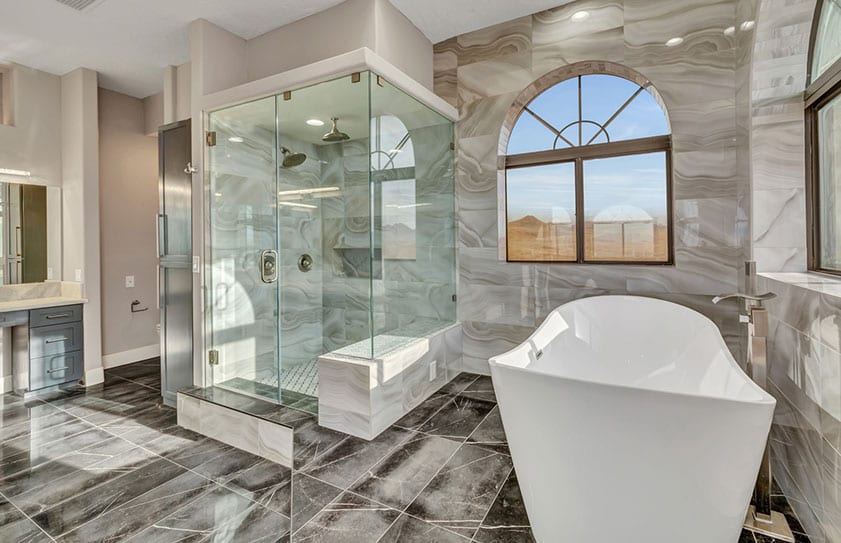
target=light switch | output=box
[75,269,82,282]
[125,275,135,288]
[47,267,53,280]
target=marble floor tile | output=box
[54,470,215,542]
[350,433,461,509]
[223,458,293,516]
[293,491,400,543]
[0,362,814,543]
[0,495,52,543]
[466,405,509,455]
[393,392,451,431]
[379,513,471,542]
[473,469,534,543]
[302,426,412,489]
[129,484,291,543]
[437,372,480,395]
[31,457,197,538]
[290,473,343,532]
[0,436,157,516]
[459,375,497,403]
[417,395,496,439]
[405,443,514,538]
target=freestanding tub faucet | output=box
[712,263,793,542]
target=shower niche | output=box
[205,70,460,436]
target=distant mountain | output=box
[509,215,545,229]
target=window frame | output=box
[501,70,674,266]
[806,0,841,275]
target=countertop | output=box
[0,297,88,313]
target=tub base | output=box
[743,507,794,542]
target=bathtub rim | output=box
[488,294,776,407]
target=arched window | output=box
[807,0,841,273]
[501,65,672,264]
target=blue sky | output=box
[505,75,670,224]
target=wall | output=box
[143,91,163,136]
[750,0,841,540]
[61,67,103,382]
[98,88,160,364]
[434,0,753,375]
[245,0,432,89]
[0,64,62,185]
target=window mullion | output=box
[575,157,585,264]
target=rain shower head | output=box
[322,117,350,142]
[280,146,307,168]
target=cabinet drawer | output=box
[30,322,83,358]
[30,305,83,328]
[29,351,83,391]
[0,310,28,327]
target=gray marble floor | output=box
[0,360,813,542]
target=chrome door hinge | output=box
[206,131,217,147]
[208,349,219,366]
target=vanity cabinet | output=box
[12,304,85,394]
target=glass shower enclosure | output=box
[205,72,456,410]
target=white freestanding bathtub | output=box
[489,295,775,543]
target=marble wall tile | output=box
[459,284,535,328]
[176,393,293,468]
[458,52,534,104]
[669,100,738,152]
[672,147,739,200]
[456,92,518,140]
[461,321,534,375]
[753,188,807,248]
[674,197,742,248]
[454,16,533,67]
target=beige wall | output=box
[143,91,163,136]
[0,64,62,185]
[246,0,376,82]
[98,88,160,359]
[245,0,432,89]
[61,67,103,380]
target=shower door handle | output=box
[260,250,278,284]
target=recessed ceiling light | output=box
[228,136,244,143]
[665,37,684,47]
[571,10,590,22]
[723,26,736,36]
[740,20,755,31]
[306,119,325,127]
[0,168,31,176]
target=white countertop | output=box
[0,297,87,313]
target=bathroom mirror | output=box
[0,181,61,284]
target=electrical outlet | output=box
[192,256,201,273]
[125,275,135,288]
[429,360,437,381]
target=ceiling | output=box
[0,0,573,98]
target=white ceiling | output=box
[0,0,573,99]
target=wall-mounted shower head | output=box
[280,146,307,167]
[322,117,350,142]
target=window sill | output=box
[759,271,841,299]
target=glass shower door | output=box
[206,96,281,403]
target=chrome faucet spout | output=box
[711,292,777,305]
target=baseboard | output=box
[84,367,105,387]
[102,344,160,369]
[1,374,11,394]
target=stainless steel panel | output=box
[159,119,193,406]
[29,351,83,391]
[30,322,83,358]
[159,121,192,258]
[29,304,83,327]
[161,266,193,403]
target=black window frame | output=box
[503,73,674,265]
[806,0,841,274]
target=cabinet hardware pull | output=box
[46,366,70,374]
[46,313,71,319]
[45,337,69,344]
